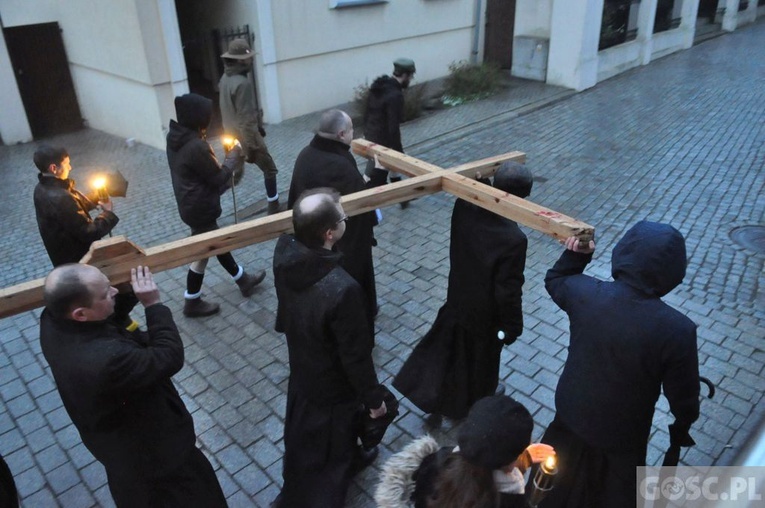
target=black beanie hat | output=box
[494,161,533,199]
[457,395,533,470]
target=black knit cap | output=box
[457,395,533,470]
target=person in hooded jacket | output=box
[272,188,389,508]
[288,109,378,325]
[167,92,266,318]
[537,221,700,508]
[363,58,416,193]
[393,162,533,425]
[375,395,555,508]
[219,38,283,214]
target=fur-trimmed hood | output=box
[375,435,440,508]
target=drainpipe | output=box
[471,0,483,64]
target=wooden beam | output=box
[351,139,443,176]
[441,173,594,241]
[447,152,527,179]
[0,175,443,319]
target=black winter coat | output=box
[288,135,377,320]
[364,75,404,152]
[546,220,700,453]
[33,174,118,266]
[273,234,382,409]
[167,94,234,228]
[39,304,197,480]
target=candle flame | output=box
[544,455,557,470]
[222,136,235,148]
[92,177,106,189]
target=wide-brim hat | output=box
[222,38,254,60]
[393,57,416,74]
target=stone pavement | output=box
[1,18,763,507]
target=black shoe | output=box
[268,200,285,215]
[236,270,266,297]
[183,297,220,318]
[399,200,410,209]
[269,493,283,508]
[495,385,507,396]
[352,446,379,475]
[424,413,443,430]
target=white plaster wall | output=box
[276,28,474,120]
[547,0,602,90]
[596,40,641,82]
[651,28,689,60]
[0,0,58,26]
[514,0,553,38]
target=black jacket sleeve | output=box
[106,304,185,393]
[189,140,234,193]
[662,322,701,446]
[330,284,382,408]
[544,248,594,310]
[387,92,405,153]
[55,190,118,247]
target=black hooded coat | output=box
[166,93,235,229]
[273,234,383,507]
[364,75,404,152]
[288,134,377,322]
[394,199,527,419]
[538,221,700,508]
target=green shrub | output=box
[443,61,502,105]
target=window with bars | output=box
[654,0,683,34]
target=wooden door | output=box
[4,22,83,138]
[484,0,516,69]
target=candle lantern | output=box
[528,455,558,507]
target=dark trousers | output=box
[0,453,18,508]
[107,447,226,508]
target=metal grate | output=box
[730,226,765,254]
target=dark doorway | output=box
[3,22,83,138]
[484,0,516,69]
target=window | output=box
[654,0,682,34]
[600,0,641,50]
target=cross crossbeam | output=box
[0,143,593,318]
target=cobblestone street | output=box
[0,18,763,508]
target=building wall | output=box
[0,0,186,149]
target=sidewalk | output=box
[1,19,764,507]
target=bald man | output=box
[272,188,388,508]
[288,109,378,324]
[39,264,226,507]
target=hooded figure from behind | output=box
[539,220,700,508]
[166,93,265,318]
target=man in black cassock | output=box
[394,162,533,425]
[39,264,226,507]
[288,109,377,323]
[272,189,388,508]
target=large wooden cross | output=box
[0,140,593,319]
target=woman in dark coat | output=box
[394,163,533,421]
[375,395,554,508]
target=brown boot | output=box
[267,199,285,215]
[236,270,266,297]
[183,297,220,318]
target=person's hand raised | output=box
[131,266,161,308]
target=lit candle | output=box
[528,454,558,507]
[92,177,108,201]
[221,136,237,152]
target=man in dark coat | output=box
[272,188,389,508]
[219,38,283,214]
[363,58,416,191]
[394,162,533,424]
[39,264,226,507]
[32,144,137,330]
[167,92,265,317]
[538,221,700,508]
[288,109,377,323]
